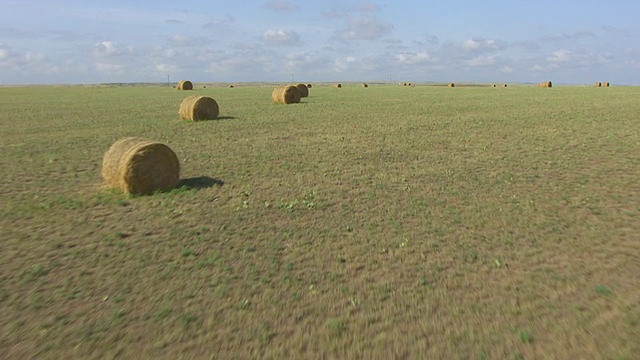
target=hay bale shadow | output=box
[177,176,224,190]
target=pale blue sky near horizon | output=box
[1,0,639,85]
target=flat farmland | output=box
[1,83,639,359]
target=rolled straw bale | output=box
[503,84,508,87]
[296,83,309,97]
[595,82,602,87]
[448,83,455,87]
[177,80,193,90]
[362,83,368,88]
[179,96,219,121]
[307,84,312,88]
[334,83,342,88]
[493,84,497,87]
[272,85,301,104]
[604,82,610,87]
[229,85,234,88]
[102,137,180,195]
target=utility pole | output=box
[167,74,170,86]
[291,73,295,82]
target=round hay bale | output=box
[362,83,368,88]
[334,83,342,88]
[177,80,193,90]
[202,85,207,89]
[493,84,497,87]
[179,95,219,121]
[503,84,508,87]
[229,85,234,88]
[595,82,602,87]
[272,85,301,104]
[307,84,312,88]
[448,83,455,87]
[604,82,610,87]
[296,83,309,97]
[102,137,180,195]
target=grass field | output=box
[1,83,639,359]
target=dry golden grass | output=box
[272,85,302,104]
[176,80,193,90]
[102,137,180,195]
[179,95,219,121]
[295,84,309,98]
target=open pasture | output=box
[0,83,639,359]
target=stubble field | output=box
[0,83,639,359]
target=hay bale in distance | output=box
[179,95,219,121]
[604,82,610,87]
[503,84,508,87]
[448,83,455,87]
[334,83,342,88]
[229,85,234,88]
[595,82,602,87]
[102,137,180,195]
[177,80,193,90]
[362,83,368,88]
[307,84,312,88]
[296,83,309,97]
[272,85,302,104]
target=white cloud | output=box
[167,35,193,46]
[461,38,501,52]
[334,16,393,41]
[93,41,134,58]
[262,29,301,46]
[540,30,596,42]
[202,14,236,33]
[466,55,499,67]
[502,66,513,74]
[0,42,50,72]
[334,56,358,72]
[532,64,560,72]
[285,51,323,70]
[546,50,572,63]
[395,51,431,65]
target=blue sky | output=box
[1,0,639,85]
